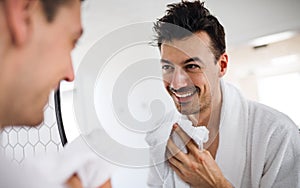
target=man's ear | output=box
[4,0,36,46]
[218,53,228,77]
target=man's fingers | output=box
[167,138,189,164]
[168,160,185,180]
[173,124,193,145]
[167,138,180,156]
[66,174,82,188]
[173,124,199,153]
[168,156,184,170]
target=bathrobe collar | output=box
[215,80,248,187]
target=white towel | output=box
[23,135,115,188]
[146,111,209,188]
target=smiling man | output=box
[146,1,300,187]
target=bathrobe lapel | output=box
[215,80,248,188]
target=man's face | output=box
[4,0,83,126]
[160,32,222,116]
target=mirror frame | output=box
[54,88,68,146]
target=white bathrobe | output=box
[146,80,300,188]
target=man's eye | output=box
[185,64,201,70]
[162,65,173,70]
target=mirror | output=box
[55,0,300,187]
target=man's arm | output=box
[259,123,300,188]
[167,125,232,188]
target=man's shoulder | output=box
[222,81,297,129]
[248,100,292,122]
[247,100,298,135]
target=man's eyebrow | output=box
[161,57,204,65]
[183,57,203,64]
[160,59,172,64]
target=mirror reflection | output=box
[1,0,298,188]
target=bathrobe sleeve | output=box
[260,120,300,188]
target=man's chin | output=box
[4,117,43,127]
[176,107,194,115]
[29,116,44,126]
[175,103,202,115]
[178,110,189,115]
[21,112,44,127]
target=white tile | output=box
[18,128,28,147]
[34,142,46,156]
[24,144,34,158]
[8,130,18,147]
[44,106,56,126]
[28,128,39,145]
[14,144,24,163]
[39,126,51,145]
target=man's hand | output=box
[167,125,232,188]
[66,174,112,188]
[66,174,82,188]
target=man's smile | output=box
[169,86,199,103]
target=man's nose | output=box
[65,67,75,82]
[170,68,189,90]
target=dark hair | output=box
[154,0,225,62]
[40,0,84,22]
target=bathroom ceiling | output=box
[69,0,300,73]
[79,0,300,49]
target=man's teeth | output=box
[174,91,194,98]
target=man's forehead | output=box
[161,35,214,62]
[164,32,211,50]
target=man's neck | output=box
[186,83,223,149]
[189,85,223,128]
[187,108,211,127]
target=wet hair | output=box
[40,0,84,22]
[154,0,225,62]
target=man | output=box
[147,1,300,187]
[0,0,111,187]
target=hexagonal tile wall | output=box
[0,93,63,164]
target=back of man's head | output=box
[0,0,84,127]
[40,0,84,22]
